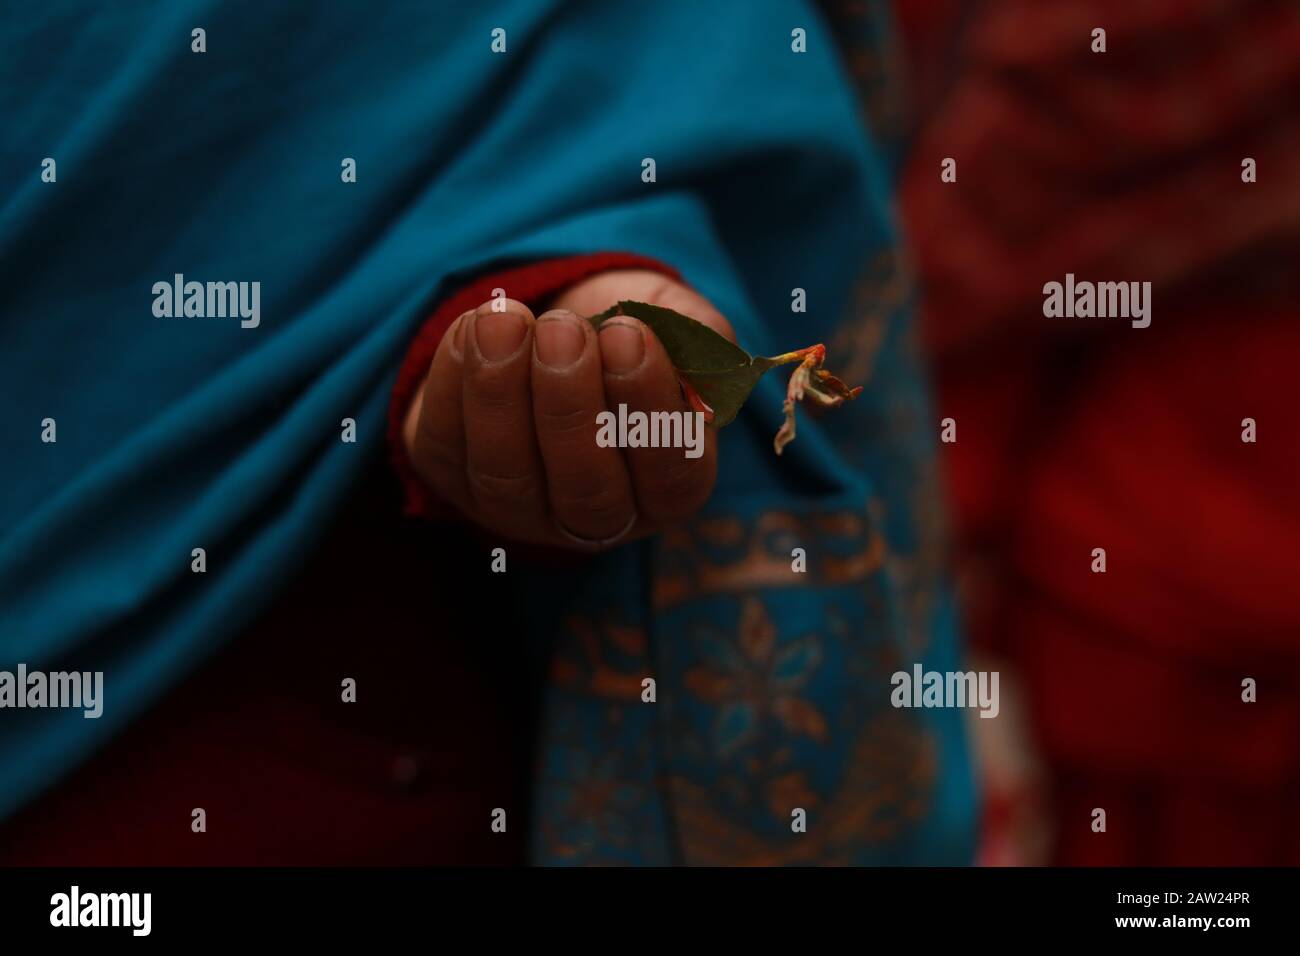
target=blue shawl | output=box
[0,0,974,864]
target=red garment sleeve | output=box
[386,252,681,519]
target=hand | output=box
[402,269,735,550]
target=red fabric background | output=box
[898,0,1300,863]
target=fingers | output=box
[531,310,638,543]
[551,269,737,344]
[406,272,729,548]
[407,310,472,513]
[598,317,717,524]
[459,299,550,537]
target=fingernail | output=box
[451,312,470,354]
[598,320,645,375]
[535,315,586,370]
[473,310,527,361]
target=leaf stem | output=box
[766,343,827,367]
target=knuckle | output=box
[467,358,527,399]
[470,387,524,425]
[466,377,530,428]
[535,401,592,437]
[469,467,541,505]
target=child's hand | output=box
[402,269,735,550]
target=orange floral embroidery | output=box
[684,598,827,755]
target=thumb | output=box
[550,268,736,344]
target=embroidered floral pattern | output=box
[684,598,827,756]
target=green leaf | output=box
[588,300,861,450]
[589,300,772,426]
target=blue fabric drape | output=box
[0,0,974,864]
